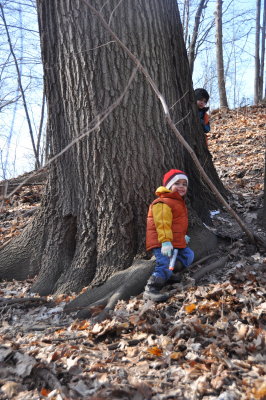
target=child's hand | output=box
[185,235,190,244]
[161,242,173,257]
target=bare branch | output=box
[0,95,21,111]
[81,0,170,116]
[108,0,124,25]
[174,110,191,126]
[170,90,189,110]
[35,86,46,168]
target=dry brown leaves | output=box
[0,185,42,246]
[0,261,265,399]
[209,105,265,199]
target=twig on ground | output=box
[189,253,218,268]
[192,255,229,282]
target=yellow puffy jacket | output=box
[146,186,188,251]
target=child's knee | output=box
[178,247,194,268]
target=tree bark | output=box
[0,0,225,300]
[182,0,190,47]
[259,0,266,101]
[215,0,229,110]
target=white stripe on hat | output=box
[166,174,188,189]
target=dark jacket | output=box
[198,107,210,133]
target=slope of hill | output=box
[0,106,265,400]
[209,104,264,199]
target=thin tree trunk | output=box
[215,0,229,110]
[254,0,261,105]
[188,0,208,74]
[259,0,266,101]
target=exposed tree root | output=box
[192,255,229,282]
[63,226,219,321]
[64,259,155,320]
[64,251,227,323]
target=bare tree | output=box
[253,0,266,103]
[215,0,229,109]
[188,0,209,74]
[254,0,261,104]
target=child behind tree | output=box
[195,88,210,136]
[143,169,194,301]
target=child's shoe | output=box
[143,275,168,302]
[174,261,185,272]
[167,272,182,283]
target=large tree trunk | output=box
[0,0,225,301]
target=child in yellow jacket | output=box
[144,169,194,301]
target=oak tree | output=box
[0,0,225,314]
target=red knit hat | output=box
[163,169,188,189]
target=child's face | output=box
[197,98,207,109]
[171,179,188,197]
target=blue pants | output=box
[152,247,194,281]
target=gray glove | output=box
[185,235,190,244]
[161,241,173,257]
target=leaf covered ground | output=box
[0,105,265,400]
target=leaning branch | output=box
[81,0,256,245]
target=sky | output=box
[0,1,44,179]
[0,0,261,179]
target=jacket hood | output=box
[155,186,171,196]
[155,186,184,200]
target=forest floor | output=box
[0,105,265,400]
